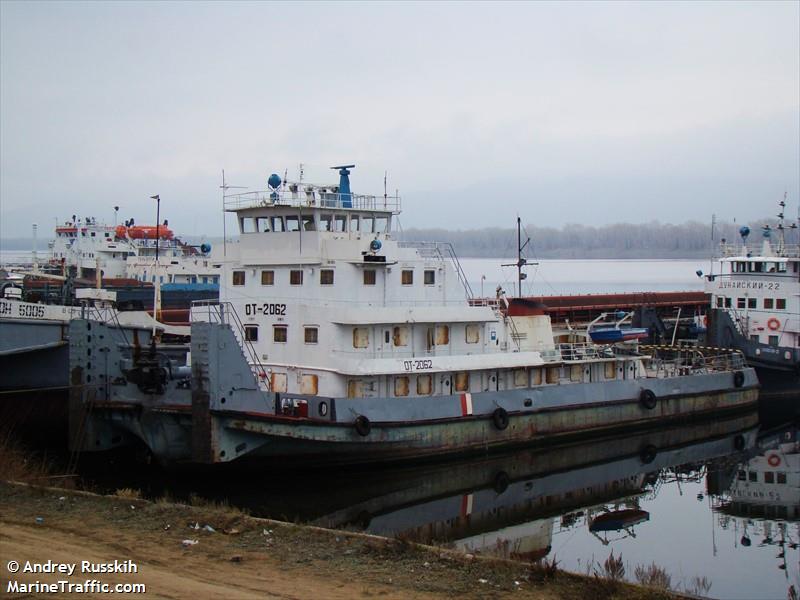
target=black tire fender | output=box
[493,471,510,494]
[733,370,745,388]
[733,434,746,451]
[640,444,658,464]
[492,407,509,430]
[354,415,371,437]
[640,389,657,410]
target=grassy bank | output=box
[0,478,691,600]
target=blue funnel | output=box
[332,164,355,208]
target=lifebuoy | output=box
[767,318,781,331]
[354,415,371,437]
[492,407,509,430]
[767,454,781,467]
[640,389,657,410]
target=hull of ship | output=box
[214,385,759,466]
[0,318,69,391]
[68,319,760,467]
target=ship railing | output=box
[637,345,745,376]
[556,342,616,361]
[398,241,475,299]
[718,242,800,258]
[224,190,402,214]
[191,300,270,391]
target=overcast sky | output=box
[1,1,798,242]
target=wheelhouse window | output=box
[304,326,318,344]
[334,214,347,232]
[424,270,436,285]
[244,325,258,342]
[401,270,413,285]
[764,298,774,309]
[232,270,245,286]
[361,216,374,233]
[319,214,332,231]
[776,298,786,309]
[716,297,724,308]
[769,335,779,347]
[286,215,300,232]
[466,323,480,344]
[363,269,376,285]
[375,216,388,234]
[241,217,257,233]
[748,298,757,309]
[256,217,270,232]
[350,215,360,232]
[320,269,334,285]
[273,325,288,343]
[271,216,285,232]
[290,270,304,285]
[302,215,315,231]
[261,270,274,285]
[737,298,746,309]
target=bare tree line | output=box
[400,218,798,259]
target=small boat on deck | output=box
[587,311,649,344]
[589,508,650,532]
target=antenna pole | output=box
[222,169,227,257]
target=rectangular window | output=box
[350,215,360,232]
[513,369,527,387]
[392,326,409,346]
[241,217,257,233]
[394,376,409,397]
[271,372,287,393]
[334,214,347,232]
[750,335,760,342]
[435,325,449,345]
[285,215,300,232]
[244,326,258,341]
[716,297,724,308]
[361,216,374,233]
[290,270,303,285]
[261,270,274,285]
[466,323,480,344]
[546,367,559,384]
[416,374,432,396]
[764,471,775,484]
[304,327,318,344]
[319,214,332,231]
[273,325,287,343]
[402,270,413,285]
[320,269,334,285]
[570,365,582,382]
[724,297,732,308]
[454,371,469,392]
[270,216,285,232]
[232,270,245,286]
[764,298,774,309]
[769,335,779,347]
[375,216,388,233]
[363,269,376,285]
[737,470,746,481]
[737,298,746,309]
[256,217,270,232]
[748,471,757,482]
[353,327,369,348]
[776,298,786,310]
[747,298,757,309]
[424,270,435,285]
[300,374,318,395]
[532,368,542,385]
[777,472,787,484]
[302,215,315,231]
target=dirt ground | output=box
[0,482,681,600]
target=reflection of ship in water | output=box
[712,423,799,577]
[228,412,759,563]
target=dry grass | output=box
[0,430,55,483]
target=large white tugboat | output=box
[68,166,758,466]
[705,199,799,387]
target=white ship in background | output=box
[48,215,222,286]
[705,197,800,386]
